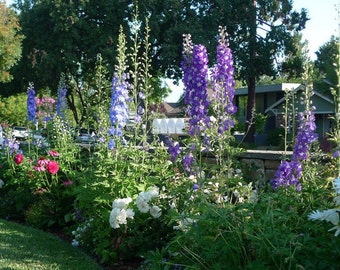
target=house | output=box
[264,85,334,137]
[159,83,335,139]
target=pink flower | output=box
[33,165,46,172]
[46,160,59,174]
[63,180,73,186]
[14,153,24,165]
[37,157,49,166]
[48,150,60,157]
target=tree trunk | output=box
[244,76,256,143]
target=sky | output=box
[4,0,339,101]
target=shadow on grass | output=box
[0,219,102,270]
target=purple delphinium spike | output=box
[182,152,195,174]
[271,108,318,191]
[211,27,237,133]
[108,73,130,149]
[27,84,37,124]
[56,84,67,118]
[292,111,318,161]
[181,34,210,136]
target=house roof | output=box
[265,84,334,114]
[234,83,301,96]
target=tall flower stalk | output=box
[56,75,67,118]
[271,68,318,191]
[180,34,210,176]
[27,83,37,125]
[210,26,238,173]
[108,26,129,150]
[181,34,210,137]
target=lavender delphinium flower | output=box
[211,26,237,133]
[181,34,210,136]
[292,110,318,161]
[2,138,20,154]
[182,152,195,174]
[166,138,181,162]
[108,73,130,149]
[56,84,67,118]
[270,161,303,191]
[27,84,37,124]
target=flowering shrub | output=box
[36,96,55,124]
[109,198,135,229]
[0,24,340,270]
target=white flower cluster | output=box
[0,179,4,189]
[71,218,93,247]
[136,187,162,218]
[173,216,197,231]
[109,198,135,229]
[308,178,340,236]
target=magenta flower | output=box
[14,153,24,165]
[46,161,59,175]
[63,180,73,186]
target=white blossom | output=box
[136,196,150,213]
[109,206,135,229]
[308,209,339,225]
[112,197,132,209]
[0,179,4,188]
[149,205,162,218]
[334,178,340,194]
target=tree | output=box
[137,0,308,142]
[0,1,23,83]
[0,93,27,126]
[313,36,339,95]
[4,0,307,134]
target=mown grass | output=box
[0,219,102,270]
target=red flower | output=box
[46,160,59,174]
[14,154,24,165]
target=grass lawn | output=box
[0,219,102,270]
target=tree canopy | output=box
[313,36,339,95]
[0,1,23,83]
[1,0,308,135]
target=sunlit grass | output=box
[0,219,102,270]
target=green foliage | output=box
[0,2,23,83]
[0,93,27,126]
[313,36,339,96]
[144,171,340,270]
